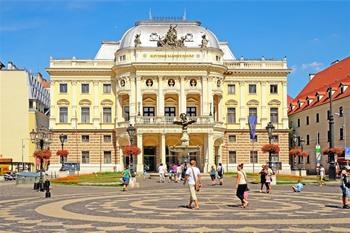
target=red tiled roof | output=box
[289,56,350,116]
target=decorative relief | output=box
[146,79,153,87]
[217,80,221,87]
[120,80,126,87]
[168,79,175,87]
[200,34,209,48]
[190,79,197,87]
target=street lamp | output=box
[292,130,298,170]
[59,134,66,168]
[266,121,275,168]
[327,87,336,180]
[300,137,305,171]
[126,124,136,176]
[30,128,52,191]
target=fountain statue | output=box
[169,113,200,165]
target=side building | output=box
[48,19,291,174]
[0,62,50,173]
[288,57,350,174]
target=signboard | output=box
[315,144,321,165]
[345,147,350,160]
[61,163,80,171]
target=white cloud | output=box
[312,38,320,42]
[0,22,40,32]
[290,65,297,74]
[301,61,323,71]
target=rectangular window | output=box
[228,151,236,164]
[103,107,112,123]
[228,135,236,143]
[59,83,67,93]
[103,135,112,143]
[306,116,309,125]
[316,113,320,123]
[306,134,310,145]
[250,151,258,163]
[227,108,236,124]
[123,106,129,121]
[249,84,256,94]
[271,135,279,143]
[270,108,278,124]
[340,127,344,140]
[82,135,89,142]
[59,107,68,123]
[249,108,257,120]
[104,151,112,164]
[228,84,235,94]
[81,107,90,123]
[164,107,176,116]
[317,132,320,144]
[339,106,343,117]
[270,84,278,94]
[81,84,89,93]
[186,107,197,116]
[143,107,155,116]
[103,84,111,93]
[297,119,300,127]
[82,151,89,164]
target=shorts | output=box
[123,177,129,185]
[341,184,350,198]
[189,184,197,201]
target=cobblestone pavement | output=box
[0,177,350,233]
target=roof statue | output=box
[157,24,187,48]
[200,34,209,48]
[134,33,141,47]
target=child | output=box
[291,180,304,192]
[122,165,131,191]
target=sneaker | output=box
[343,205,350,209]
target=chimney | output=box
[0,61,4,70]
[7,61,17,70]
[309,73,315,80]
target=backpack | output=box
[344,175,350,188]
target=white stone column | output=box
[158,76,164,116]
[261,81,267,128]
[136,75,142,117]
[218,96,224,122]
[239,82,246,128]
[93,81,100,128]
[201,76,209,116]
[136,133,143,174]
[180,76,186,114]
[71,81,77,128]
[49,81,56,128]
[204,134,214,172]
[160,133,166,168]
[129,75,136,124]
[282,81,289,129]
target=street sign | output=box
[315,144,321,163]
[345,147,350,160]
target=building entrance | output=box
[144,146,156,172]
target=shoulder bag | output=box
[191,167,201,192]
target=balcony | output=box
[134,116,216,126]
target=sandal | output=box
[186,205,193,209]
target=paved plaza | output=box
[0,177,350,233]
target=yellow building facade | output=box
[0,62,50,172]
[48,19,290,173]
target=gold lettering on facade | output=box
[149,54,194,58]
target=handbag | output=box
[191,167,201,192]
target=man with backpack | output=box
[217,163,224,185]
[340,166,350,209]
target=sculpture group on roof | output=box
[157,25,187,48]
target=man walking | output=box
[319,164,326,186]
[340,166,350,209]
[158,163,166,183]
[183,160,201,209]
[217,163,224,185]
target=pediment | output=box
[101,99,113,106]
[246,99,259,106]
[57,99,70,106]
[268,99,281,105]
[225,99,238,105]
[79,99,92,106]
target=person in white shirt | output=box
[183,160,201,209]
[319,165,326,186]
[158,163,166,183]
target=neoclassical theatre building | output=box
[48,19,291,173]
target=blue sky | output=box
[0,0,349,97]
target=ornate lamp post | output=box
[59,134,66,168]
[30,128,52,191]
[300,137,305,171]
[126,124,136,176]
[266,122,275,168]
[327,87,336,180]
[292,130,298,170]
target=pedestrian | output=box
[319,164,326,186]
[265,166,274,193]
[236,163,249,208]
[176,163,182,182]
[181,162,188,180]
[183,160,201,209]
[122,165,131,191]
[340,166,350,209]
[171,164,178,182]
[291,180,304,192]
[158,163,166,183]
[259,165,268,193]
[210,165,217,185]
[217,163,224,185]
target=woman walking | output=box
[259,165,268,193]
[122,165,131,191]
[210,165,217,185]
[236,163,248,208]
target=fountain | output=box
[169,113,201,165]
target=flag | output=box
[248,115,257,140]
